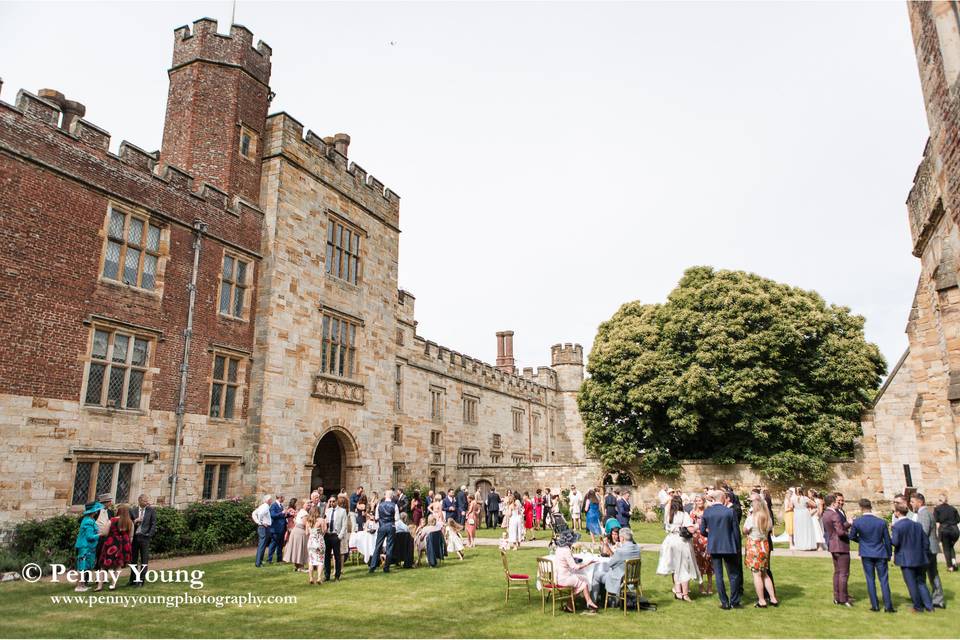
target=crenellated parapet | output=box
[906,139,944,258]
[551,343,584,366]
[172,18,271,85]
[410,334,553,403]
[2,89,264,241]
[263,112,400,229]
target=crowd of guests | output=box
[640,483,956,614]
[72,493,157,592]
[70,479,958,616]
[250,484,503,582]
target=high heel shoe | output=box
[755,602,768,608]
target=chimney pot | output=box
[333,132,350,157]
[38,88,86,131]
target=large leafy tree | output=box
[578,266,886,483]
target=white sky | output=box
[0,1,928,374]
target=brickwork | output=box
[0,23,265,525]
[246,110,592,500]
[866,2,960,499]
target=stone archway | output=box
[474,479,493,504]
[310,428,357,495]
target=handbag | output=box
[678,526,693,539]
[96,508,111,536]
[467,517,475,526]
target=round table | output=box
[535,552,609,591]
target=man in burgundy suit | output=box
[822,493,853,606]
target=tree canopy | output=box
[578,266,887,484]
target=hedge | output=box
[2,497,258,573]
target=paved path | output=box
[150,538,848,570]
[467,537,851,558]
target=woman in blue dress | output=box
[584,489,602,544]
[74,501,102,592]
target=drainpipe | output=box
[170,218,207,507]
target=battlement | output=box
[172,18,271,85]
[264,112,400,227]
[4,89,263,225]
[551,343,584,366]
[412,334,552,399]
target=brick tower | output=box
[160,18,272,205]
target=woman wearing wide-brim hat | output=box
[73,501,102,592]
[553,529,600,613]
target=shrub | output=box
[11,515,80,564]
[4,497,260,564]
[149,507,189,555]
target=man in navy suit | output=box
[700,489,742,609]
[442,489,457,522]
[616,491,632,528]
[892,502,934,612]
[369,490,397,573]
[849,498,894,612]
[267,495,287,563]
[456,485,469,525]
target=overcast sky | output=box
[0,1,928,374]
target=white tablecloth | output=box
[349,531,377,562]
[535,553,609,591]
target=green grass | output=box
[1,545,956,637]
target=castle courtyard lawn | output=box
[1,546,957,638]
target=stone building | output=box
[861,1,960,499]
[0,18,597,527]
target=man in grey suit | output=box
[911,493,946,608]
[128,494,156,587]
[599,528,641,605]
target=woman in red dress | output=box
[411,491,423,527]
[94,505,133,591]
[689,494,713,595]
[523,492,535,541]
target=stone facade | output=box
[0,18,598,528]
[863,2,960,499]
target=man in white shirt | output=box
[568,485,583,530]
[251,494,273,567]
[657,486,670,508]
[324,497,348,581]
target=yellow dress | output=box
[785,509,795,536]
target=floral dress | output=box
[97,517,132,569]
[743,515,771,573]
[690,510,713,576]
[307,523,326,568]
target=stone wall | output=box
[863,2,960,501]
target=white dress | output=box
[812,500,826,546]
[446,526,465,553]
[656,511,701,583]
[508,507,524,544]
[792,496,818,550]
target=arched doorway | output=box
[475,479,493,504]
[311,431,345,495]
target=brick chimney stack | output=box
[38,89,86,131]
[496,331,516,374]
[333,133,350,157]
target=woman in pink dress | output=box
[553,530,599,613]
[464,495,480,547]
[534,489,544,530]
